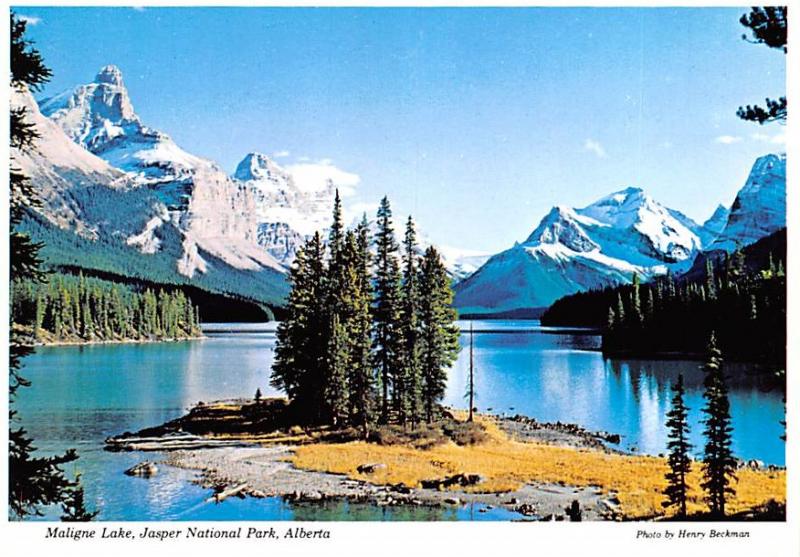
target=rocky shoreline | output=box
[111,402,628,521]
[162,444,622,521]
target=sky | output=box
[17,7,786,253]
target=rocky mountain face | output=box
[702,204,731,237]
[232,151,336,266]
[37,66,284,279]
[11,85,155,241]
[708,154,786,253]
[453,169,785,316]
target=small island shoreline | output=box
[106,398,785,522]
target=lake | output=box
[14,321,784,520]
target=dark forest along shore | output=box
[15,321,784,520]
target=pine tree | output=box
[606,307,616,330]
[372,197,403,423]
[736,7,786,124]
[705,259,717,300]
[662,374,693,518]
[9,12,92,520]
[700,332,737,518]
[398,216,422,426]
[418,247,460,423]
[348,217,375,438]
[631,272,643,325]
[271,233,328,423]
[615,293,626,325]
[324,314,350,425]
[60,475,98,522]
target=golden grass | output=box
[291,414,785,519]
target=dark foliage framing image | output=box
[7,5,787,524]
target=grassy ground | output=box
[291,412,785,520]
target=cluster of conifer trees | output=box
[542,240,785,365]
[271,193,460,436]
[662,334,738,518]
[603,251,785,364]
[11,272,202,342]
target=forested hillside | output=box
[541,229,786,365]
[19,212,288,320]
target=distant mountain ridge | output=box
[454,155,785,316]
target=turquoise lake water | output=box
[14,321,784,520]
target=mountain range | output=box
[13,65,785,317]
[454,154,786,317]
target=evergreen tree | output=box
[348,217,375,438]
[324,313,350,425]
[398,216,422,426]
[271,233,328,423]
[700,332,737,518]
[372,197,403,423]
[9,12,92,520]
[631,272,643,325]
[662,374,693,518]
[736,7,787,124]
[615,293,626,325]
[418,247,460,423]
[60,476,98,522]
[705,259,717,300]
[606,307,616,330]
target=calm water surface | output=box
[15,320,784,520]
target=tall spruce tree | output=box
[700,332,737,517]
[9,12,93,520]
[418,246,460,423]
[372,197,403,423]
[322,190,350,424]
[324,313,350,425]
[662,374,693,518]
[347,221,375,437]
[271,233,328,423]
[398,216,422,426]
[631,272,643,325]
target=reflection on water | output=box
[15,321,784,520]
[445,321,784,464]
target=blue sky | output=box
[17,7,786,253]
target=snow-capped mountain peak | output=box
[709,153,786,252]
[40,64,141,150]
[95,64,125,86]
[40,65,208,177]
[703,204,731,236]
[525,206,600,253]
[454,186,709,315]
[234,152,286,183]
[38,66,284,278]
[577,186,705,263]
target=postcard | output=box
[3,3,797,556]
